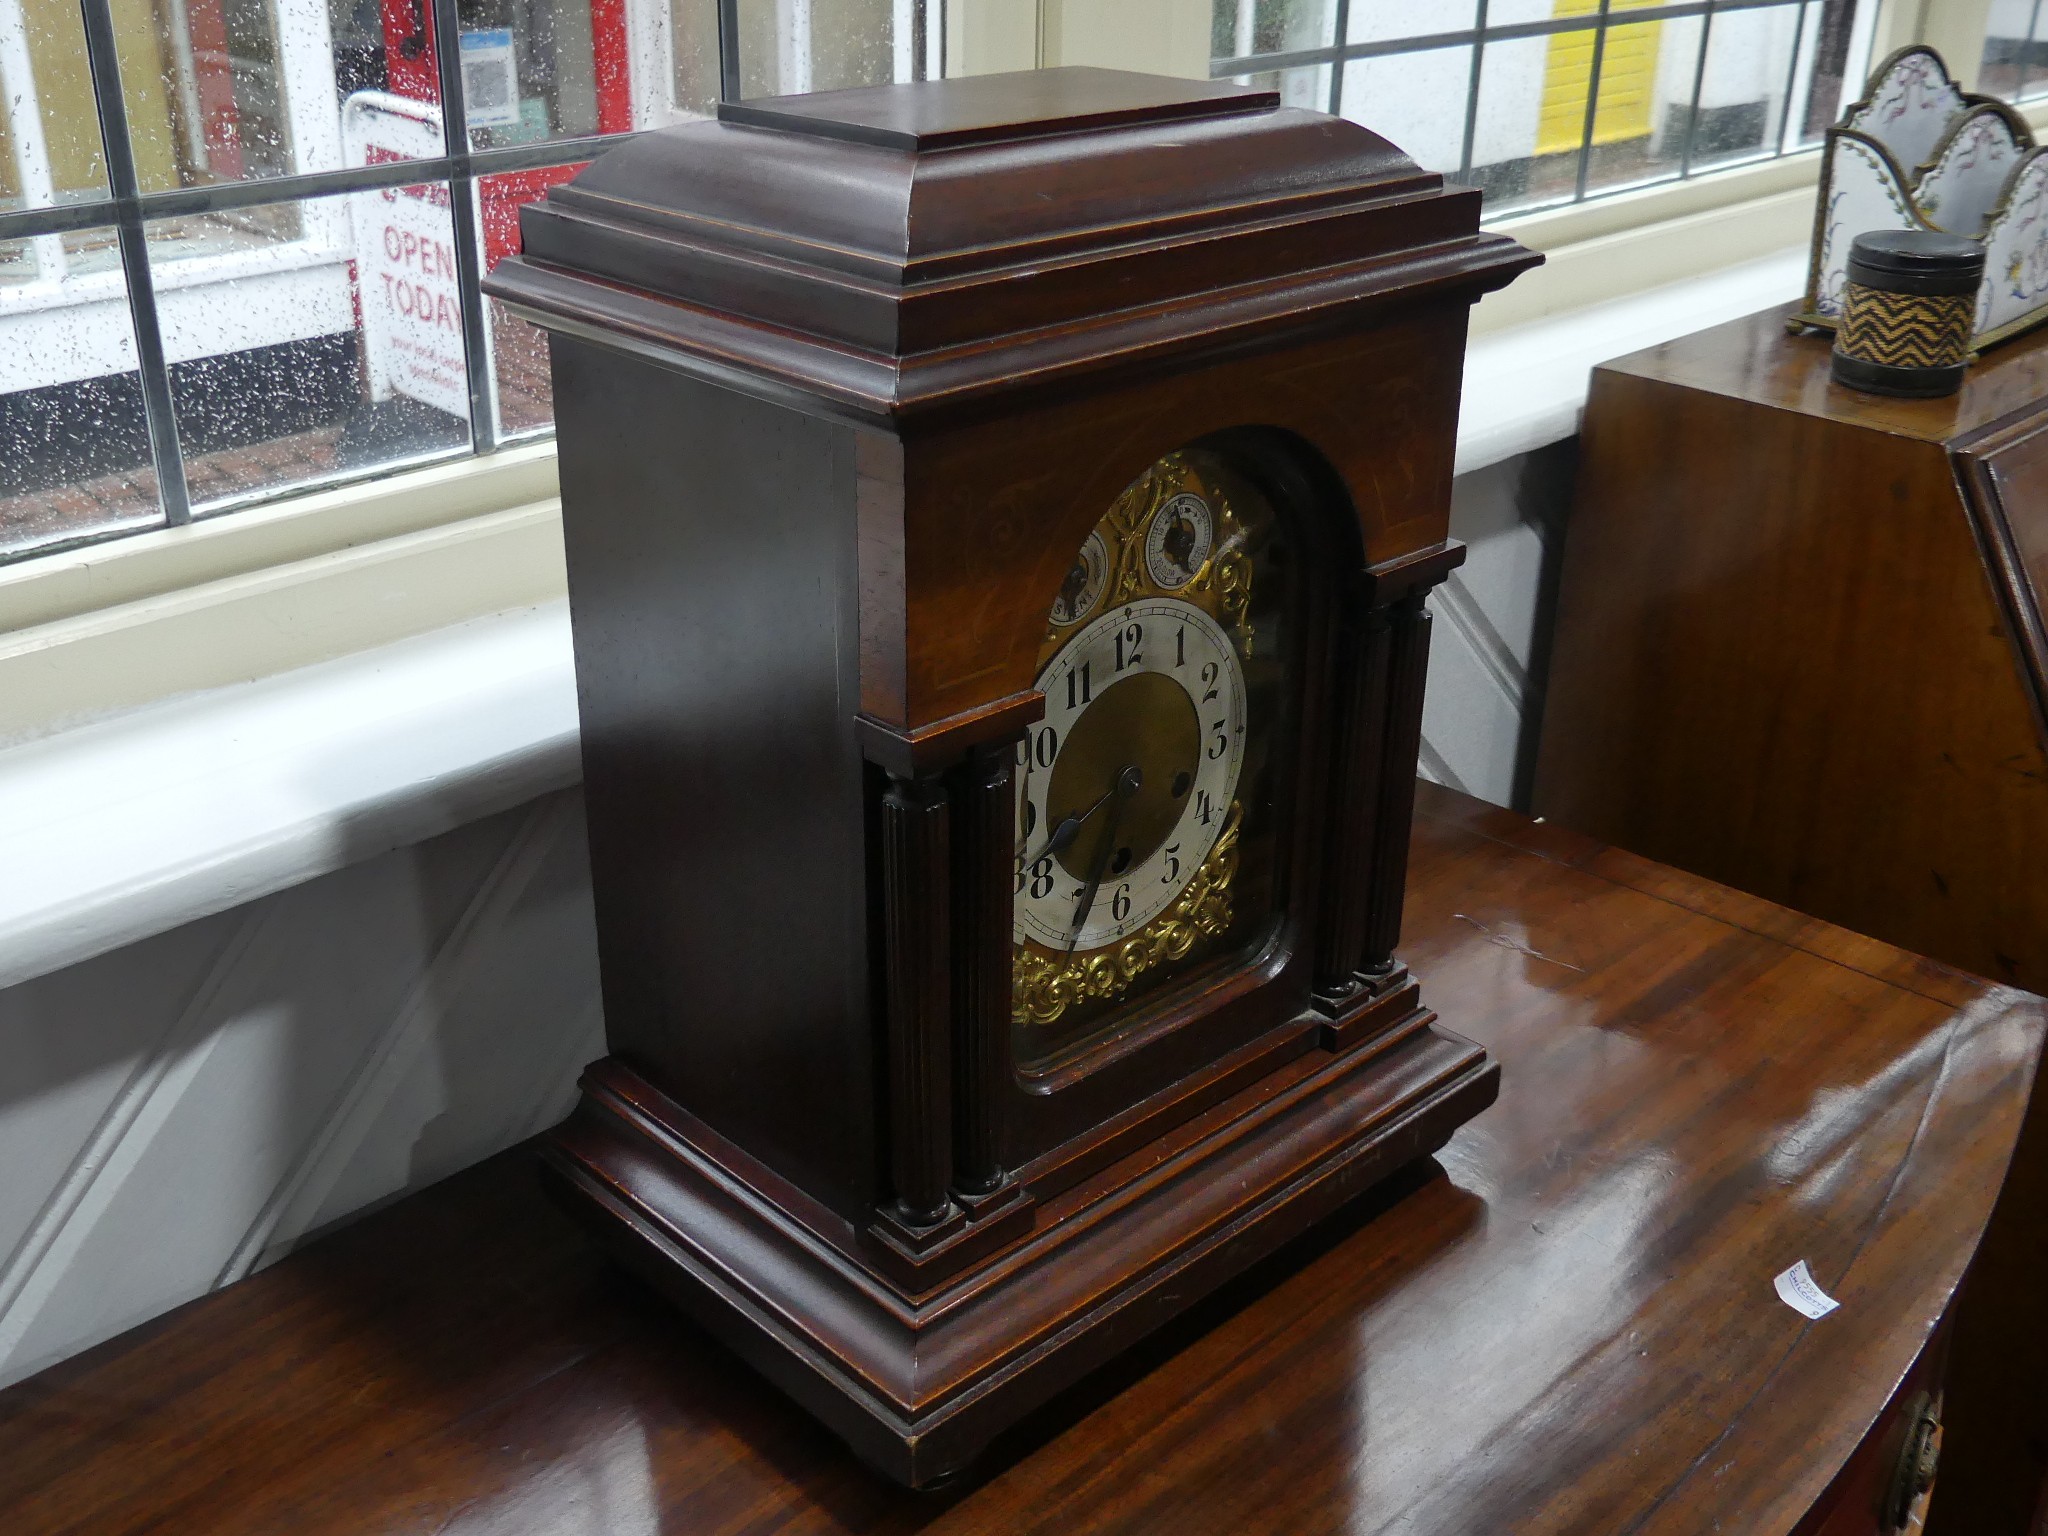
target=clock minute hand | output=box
[1065,765,1143,956]
[1021,782,1118,867]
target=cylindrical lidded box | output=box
[1832,230,1985,398]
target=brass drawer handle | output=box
[1884,1391,1943,1533]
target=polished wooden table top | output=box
[1606,298,2048,442]
[4,786,2039,1535]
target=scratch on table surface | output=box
[1453,913,1587,973]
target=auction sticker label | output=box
[1773,1260,1841,1320]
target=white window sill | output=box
[0,603,579,992]
[0,241,1813,991]
[1457,243,1807,476]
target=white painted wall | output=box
[1040,0,1210,81]
[0,789,603,1389]
[1421,443,1577,809]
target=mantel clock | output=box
[486,66,1536,1485]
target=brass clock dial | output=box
[1012,448,1295,1064]
[1014,598,1245,952]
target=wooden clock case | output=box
[485,67,1536,1485]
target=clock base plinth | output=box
[538,1013,1499,1488]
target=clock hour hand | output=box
[1021,782,1118,868]
[1065,764,1143,955]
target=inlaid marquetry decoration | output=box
[1011,451,1286,1057]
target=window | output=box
[0,0,945,561]
[1980,1,2048,100]
[1210,1,1881,217]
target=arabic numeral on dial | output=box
[1196,790,1214,826]
[1175,626,1185,667]
[1115,622,1143,672]
[1029,857,1055,899]
[1013,853,1026,895]
[1201,660,1219,702]
[1033,725,1059,768]
[1208,720,1228,760]
[1065,661,1092,710]
[1111,884,1131,922]
[1162,844,1181,883]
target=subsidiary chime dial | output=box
[1013,450,1293,1056]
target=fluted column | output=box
[1361,594,1435,974]
[947,742,1013,1197]
[1313,597,1395,1000]
[880,772,952,1227]
[1313,547,1464,1005]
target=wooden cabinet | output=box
[1535,303,2048,1534]
[1536,303,2048,996]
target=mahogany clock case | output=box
[486,68,1537,1485]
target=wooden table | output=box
[4,785,2040,1535]
[1532,301,2048,1533]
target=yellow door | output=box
[1538,0,1664,155]
[0,0,183,202]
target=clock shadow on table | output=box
[648,1154,1484,1525]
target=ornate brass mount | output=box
[1014,802,1242,1027]
[1011,452,1262,1030]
